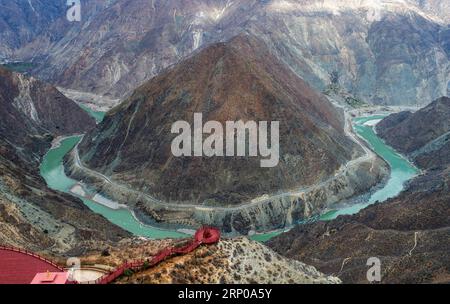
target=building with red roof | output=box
[31,272,69,284]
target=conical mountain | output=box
[77,34,358,205]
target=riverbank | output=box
[66,147,387,234]
[40,107,417,241]
[317,116,419,219]
[61,112,389,236]
[40,136,188,239]
[57,87,119,113]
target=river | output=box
[251,115,419,242]
[319,115,419,220]
[76,104,106,124]
[39,112,419,241]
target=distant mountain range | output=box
[1,0,449,106]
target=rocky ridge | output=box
[267,101,450,283]
[1,0,448,107]
[376,96,450,169]
[0,67,129,255]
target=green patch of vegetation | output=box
[324,83,369,109]
[142,261,150,270]
[345,96,368,108]
[1,62,36,73]
[323,84,340,96]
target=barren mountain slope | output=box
[75,34,357,206]
[2,0,448,106]
[0,67,129,255]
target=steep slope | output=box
[0,140,130,255]
[250,0,449,106]
[0,67,95,161]
[267,167,450,284]
[73,34,356,204]
[0,0,109,59]
[267,101,450,284]
[0,1,66,56]
[80,237,341,284]
[3,0,448,106]
[0,67,129,255]
[377,96,450,169]
[65,35,390,234]
[410,0,450,23]
[12,0,252,102]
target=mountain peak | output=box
[76,34,356,207]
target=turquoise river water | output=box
[39,113,419,242]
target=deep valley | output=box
[0,0,448,285]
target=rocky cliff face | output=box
[249,0,449,106]
[410,0,450,23]
[8,0,253,102]
[2,0,448,106]
[0,67,95,162]
[0,67,129,255]
[0,67,95,134]
[267,100,450,283]
[0,140,130,255]
[377,96,450,169]
[65,153,387,234]
[0,1,66,56]
[267,168,450,283]
[0,0,108,59]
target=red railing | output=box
[91,227,221,284]
[1,227,220,285]
[85,260,144,284]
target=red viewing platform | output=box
[0,246,65,284]
[0,227,221,284]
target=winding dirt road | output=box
[70,104,379,213]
